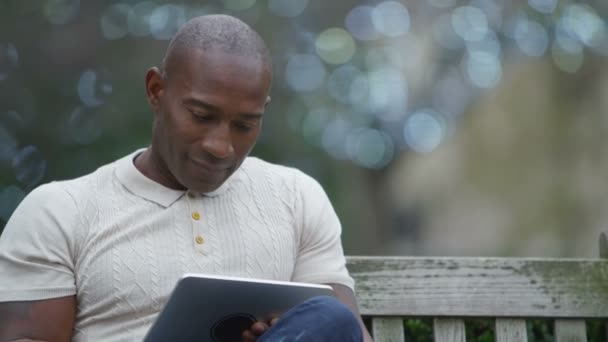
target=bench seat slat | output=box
[372,317,405,342]
[555,319,587,342]
[347,256,608,317]
[495,319,527,342]
[433,318,465,342]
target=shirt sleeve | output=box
[290,172,355,289]
[0,182,78,302]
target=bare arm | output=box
[0,296,76,342]
[329,283,374,342]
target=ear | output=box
[145,67,163,112]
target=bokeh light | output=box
[465,30,501,56]
[403,109,446,154]
[560,4,606,49]
[128,1,156,37]
[471,0,502,29]
[321,118,351,160]
[285,54,326,92]
[452,6,489,42]
[555,23,584,54]
[67,107,104,145]
[348,74,371,109]
[371,1,410,38]
[315,28,356,65]
[2,0,608,259]
[0,43,18,81]
[150,4,186,40]
[300,107,329,146]
[346,128,394,169]
[12,146,47,188]
[327,65,362,105]
[528,0,557,14]
[433,13,464,50]
[515,19,549,57]
[345,6,380,41]
[427,0,458,9]
[77,70,113,108]
[0,125,18,164]
[465,51,503,89]
[100,3,131,40]
[368,67,408,121]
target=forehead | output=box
[166,47,271,98]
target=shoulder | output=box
[237,157,329,209]
[12,153,128,229]
[240,157,321,189]
[47,152,133,203]
[12,157,116,218]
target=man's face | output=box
[146,48,271,193]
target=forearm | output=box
[328,284,374,342]
[357,317,374,342]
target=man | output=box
[0,15,373,341]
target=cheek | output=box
[234,131,260,155]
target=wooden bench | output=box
[347,233,608,342]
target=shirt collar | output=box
[114,149,233,207]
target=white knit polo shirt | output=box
[0,149,354,341]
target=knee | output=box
[300,296,360,329]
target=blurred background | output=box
[0,0,607,257]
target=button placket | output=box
[186,191,206,252]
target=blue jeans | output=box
[258,296,363,342]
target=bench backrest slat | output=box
[555,319,587,342]
[371,317,405,342]
[433,318,465,342]
[347,256,608,317]
[495,319,527,342]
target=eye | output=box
[189,110,213,122]
[233,122,254,132]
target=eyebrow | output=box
[183,98,263,120]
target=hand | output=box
[241,317,279,342]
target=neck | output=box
[134,146,186,191]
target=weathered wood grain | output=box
[495,319,527,342]
[372,317,405,342]
[555,319,587,342]
[433,318,465,342]
[347,256,608,317]
[599,232,607,342]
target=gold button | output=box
[195,235,205,244]
[191,211,201,220]
[187,192,196,198]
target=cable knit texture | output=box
[0,149,354,341]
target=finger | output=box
[250,321,269,336]
[241,329,257,342]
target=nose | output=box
[201,124,234,159]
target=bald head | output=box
[162,15,271,77]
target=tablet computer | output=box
[143,274,335,342]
